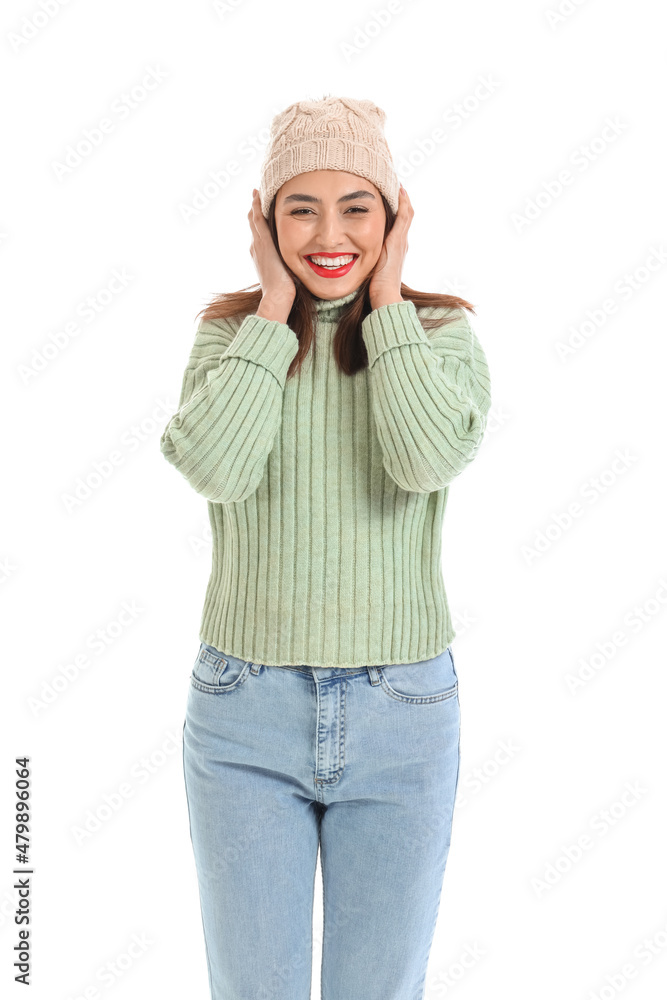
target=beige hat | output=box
[259,96,400,218]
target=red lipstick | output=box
[304,253,359,279]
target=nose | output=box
[313,211,348,247]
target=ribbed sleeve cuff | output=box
[361,300,429,367]
[222,314,300,388]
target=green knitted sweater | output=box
[160,289,491,667]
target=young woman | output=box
[160,96,492,1000]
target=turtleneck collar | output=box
[312,287,361,321]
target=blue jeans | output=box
[183,641,461,1000]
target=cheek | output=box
[359,222,385,254]
[275,223,299,260]
[361,234,384,264]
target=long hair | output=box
[196,192,475,379]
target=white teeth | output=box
[308,254,356,268]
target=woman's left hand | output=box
[368,185,413,306]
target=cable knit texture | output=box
[160,292,492,667]
[259,96,400,217]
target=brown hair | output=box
[196,192,475,379]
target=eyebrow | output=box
[282,190,376,204]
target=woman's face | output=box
[274,170,386,299]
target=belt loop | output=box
[367,664,381,686]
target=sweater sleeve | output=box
[361,300,492,493]
[159,313,299,502]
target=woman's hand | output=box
[368,185,413,308]
[248,189,296,306]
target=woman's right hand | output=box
[248,190,296,306]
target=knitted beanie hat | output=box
[259,96,400,218]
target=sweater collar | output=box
[312,288,361,320]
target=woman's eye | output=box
[290,206,369,216]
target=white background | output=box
[2,0,666,998]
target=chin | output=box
[307,281,353,298]
[304,270,367,293]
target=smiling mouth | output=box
[304,254,359,277]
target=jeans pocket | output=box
[191,642,252,694]
[378,646,458,704]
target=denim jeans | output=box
[182,640,461,1000]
